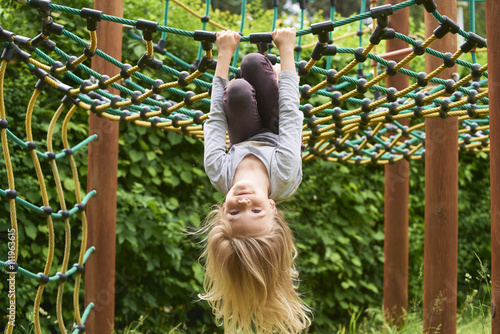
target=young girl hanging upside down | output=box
[200,27,311,333]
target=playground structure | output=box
[0,0,498,333]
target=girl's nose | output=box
[237,198,250,205]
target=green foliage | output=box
[0,0,493,333]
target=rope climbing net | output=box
[0,0,488,332]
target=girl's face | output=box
[223,180,277,236]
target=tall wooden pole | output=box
[423,1,458,333]
[84,0,123,332]
[383,0,409,327]
[486,1,500,332]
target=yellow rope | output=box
[26,89,55,334]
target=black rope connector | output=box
[120,64,133,79]
[357,78,368,93]
[467,89,478,104]
[37,273,50,284]
[30,0,51,18]
[62,148,73,157]
[310,42,328,61]
[65,56,78,71]
[361,98,371,113]
[300,85,311,100]
[6,260,18,273]
[388,102,399,116]
[470,63,482,79]
[265,53,277,65]
[415,0,437,13]
[171,114,184,128]
[193,110,204,124]
[58,210,70,219]
[161,101,173,116]
[415,92,426,106]
[13,44,31,63]
[444,79,456,94]
[80,8,102,31]
[331,91,342,106]
[249,33,273,44]
[56,272,68,282]
[74,203,86,211]
[433,16,460,39]
[29,33,44,48]
[302,104,313,118]
[369,25,395,45]
[0,27,14,43]
[152,79,164,94]
[354,47,367,63]
[370,4,393,29]
[5,189,17,200]
[194,30,216,51]
[412,40,425,56]
[201,15,210,23]
[74,324,86,332]
[79,80,92,93]
[197,55,216,72]
[119,110,131,122]
[57,83,75,96]
[90,100,102,115]
[150,116,161,129]
[177,71,190,87]
[467,104,477,118]
[131,91,142,105]
[108,95,120,109]
[73,263,85,273]
[24,141,37,152]
[294,45,302,53]
[311,20,334,44]
[384,60,398,76]
[331,107,342,122]
[98,75,110,89]
[297,60,309,77]
[84,43,96,58]
[326,69,338,85]
[31,68,48,82]
[439,98,451,119]
[50,61,63,76]
[184,91,196,106]
[413,106,424,118]
[0,119,8,130]
[386,87,398,102]
[14,35,36,52]
[139,106,150,120]
[136,19,158,42]
[40,205,53,216]
[306,115,317,129]
[154,39,167,55]
[45,151,56,160]
[416,72,428,87]
[460,31,486,53]
[1,44,15,62]
[137,53,154,69]
[42,16,64,37]
[34,79,47,91]
[442,52,455,68]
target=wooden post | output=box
[84,0,123,332]
[423,1,458,333]
[383,0,409,327]
[486,1,500,332]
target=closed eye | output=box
[229,211,239,216]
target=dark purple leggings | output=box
[223,53,279,145]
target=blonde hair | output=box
[198,205,311,333]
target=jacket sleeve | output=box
[203,76,230,195]
[274,71,303,185]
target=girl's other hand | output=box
[216,30,241,56]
